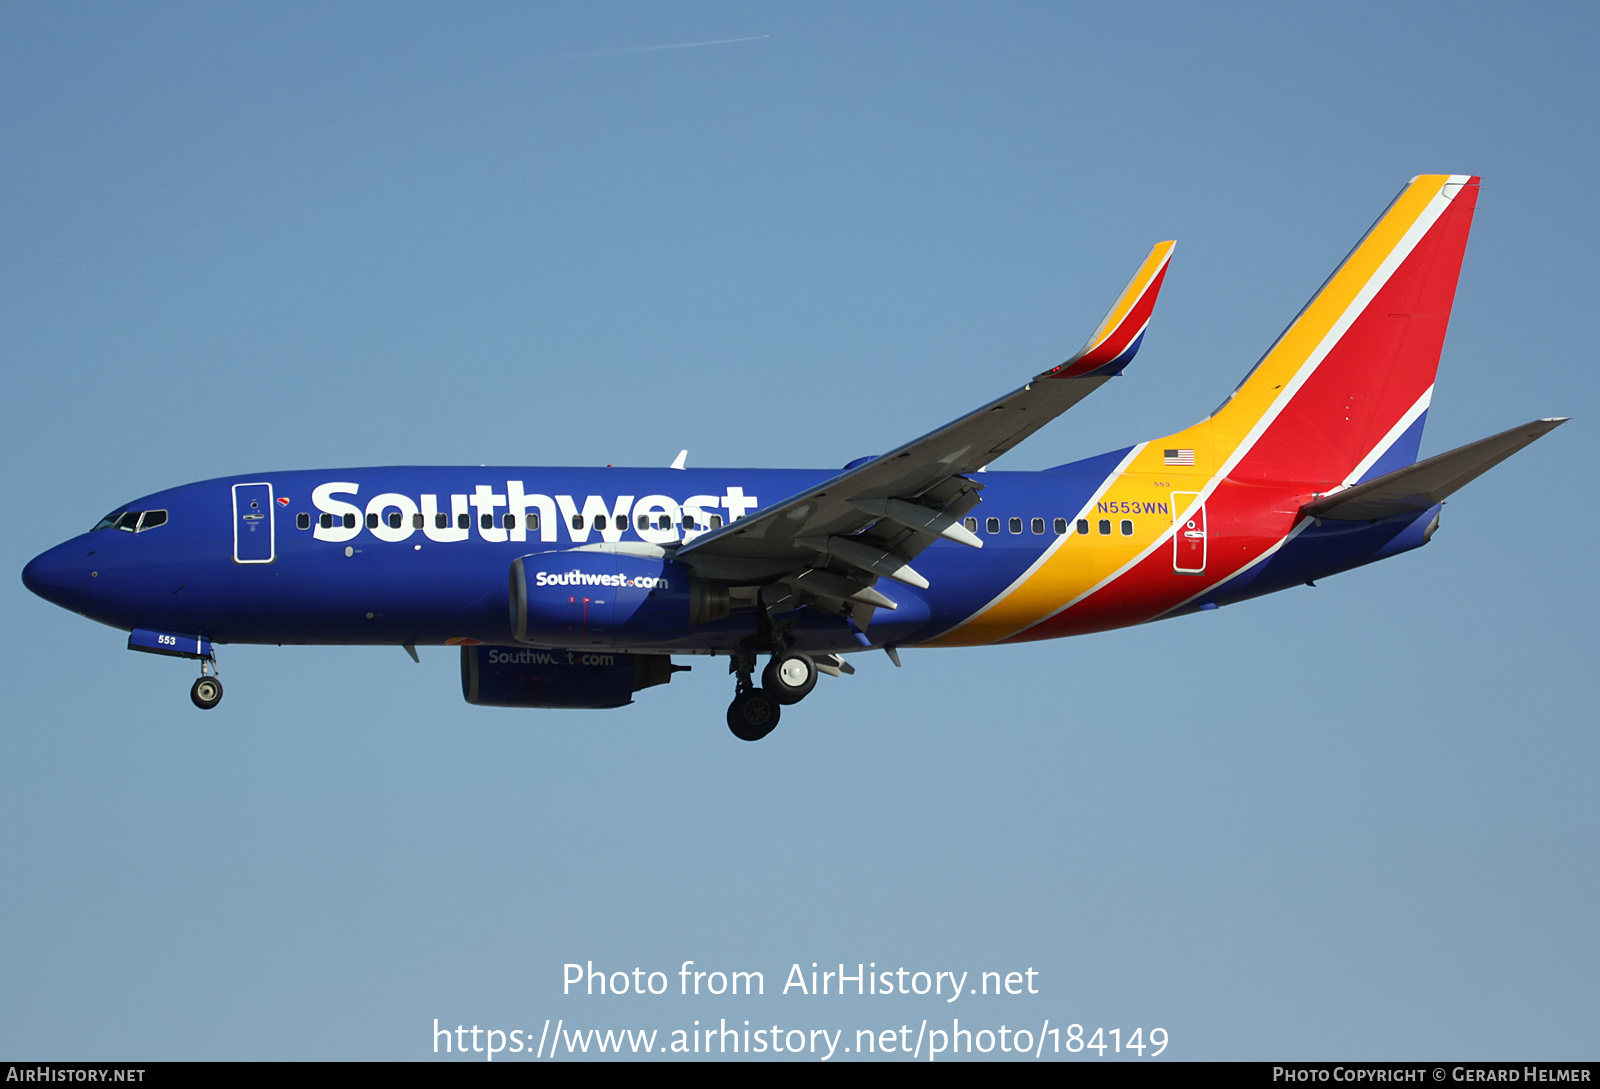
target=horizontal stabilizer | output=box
[1305,418,1567,521]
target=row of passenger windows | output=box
[296,511,729,532]
[289,508,1137,537]
[93,504,1138,539]
[962,516,1136,537]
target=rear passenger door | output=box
[1171,491,1206,575]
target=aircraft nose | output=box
[21,541,99,608]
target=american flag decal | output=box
[1163,448,1195,466]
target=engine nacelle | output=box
[461,645,683,709]
[509,551,726,648]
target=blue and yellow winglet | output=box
[1041,240,1175,380]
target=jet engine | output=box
[460,645,685,709]
[508,551,727,648]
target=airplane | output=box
[21,174,1566,741]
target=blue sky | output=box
[2,2,1595,1060]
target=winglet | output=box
[670,449,688,470]
[1042,240,1175,380]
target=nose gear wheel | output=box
[190,676,223,710]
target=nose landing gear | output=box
[190,676,223,709]
[189,657,223,710]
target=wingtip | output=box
[1044,240,1174,380]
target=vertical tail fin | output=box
[1212,174,1480,488]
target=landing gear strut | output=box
[725,654,779,741]
[190,656,222,710]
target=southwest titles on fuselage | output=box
[309,481,760,546]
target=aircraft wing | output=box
[677,242,1174,592]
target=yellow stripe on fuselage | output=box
[921,455,1214,647]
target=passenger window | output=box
[1098,519,1111,535]
[388,512,402,529]
[502,513,514,529]
[1031,517,1044,535]
[480,513,492,530]
[526,513,539,531]
[1008,517,1022,534]
[138,510,168,531]
[413,513,425,529]
[1120,519,1134,536]
[571,514,584,530]
[344,513,357,529]
[366,513,378,529]
[658,515,671,530]
[435,513,448,529]
[297,512,310,530]
[595,515,608,530]
[1077,519,1089,535]
[964,517,978,532]
[457,513,469,530]
[709,515,723,529]
[1054,518,1067,534]
[320,513,333,529]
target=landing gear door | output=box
[232,482,276,564]
[1172,491,1206,575]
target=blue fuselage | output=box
[21,457,1433,655]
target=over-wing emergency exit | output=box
[22,176,1566,740]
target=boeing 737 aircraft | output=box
[22,175,1565,740]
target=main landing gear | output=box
[763,650,817,704]
[725,651,818,741]
[727,683,779,742]
[189,656,223,710]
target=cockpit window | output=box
[92,509,168,533]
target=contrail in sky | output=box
[553,34,770,59]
